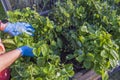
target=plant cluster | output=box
[1,0,120,80]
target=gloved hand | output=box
[4,22,35,36]
[18,46,34,57]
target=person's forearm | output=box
[0,49,21,72]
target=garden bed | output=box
[1,0,120,80]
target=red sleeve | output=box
[0,68,10,80]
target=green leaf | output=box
[48,63,55,73]
[17,43,24,47]
[79,36,85,43]
[56,26,62,32]
[77,41,82,47]
[68,71,74,77]
[86,53,94,61]
[76,54,84,62]
[100,50,108,58]
[46,17,54,28]
[103,16,108,24]
[67,0,74,9]
[109,59,118,68]
[101,70,109,80]
[56,72,61,77]
[14,36,19,43]
[66,54,74,60]
[2,39,15,45]
[43,67,49,73]
[59,7,70,18]
[33,47,41,56]
[41,44,49,56]
[37,57,45,67]
[83,61,92,69]
[35,77,43,80]
[51,40,56,46]
[115,0,120,3]
[57,38,63,48]
[104,61,110,69]
[103,45,109,51]
[65,64,73,71]
[110,49,119,60]
[61,68,67,75]
[81,25,88,32]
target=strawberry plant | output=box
[1,0,120,80]
[5,8,74,80]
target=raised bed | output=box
[72,70,101,80]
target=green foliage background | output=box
[0,2,6,19]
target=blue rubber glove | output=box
[18,46,34,57]
[4,22,35,36]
